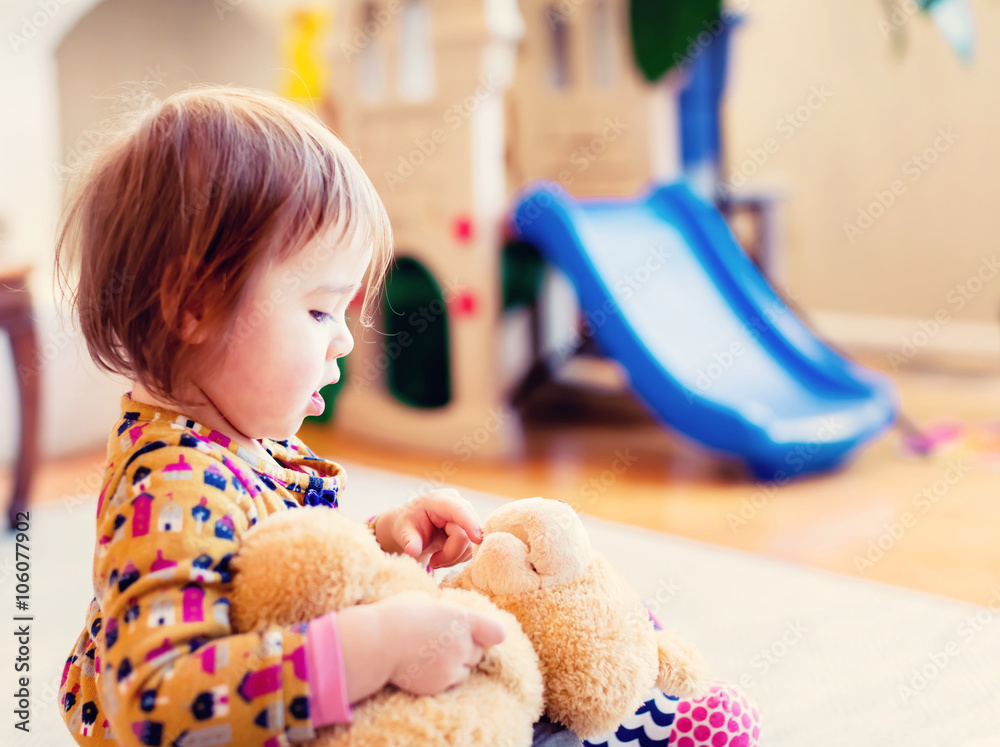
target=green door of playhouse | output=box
[383,257,452,408]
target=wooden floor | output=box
[6,356,1000,607]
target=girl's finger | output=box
[398,521,424,558]
[416,533,446,566]
[429,522,470,568]
[421,492,483,543]
[466,643,484,667]
[469,613,506,648]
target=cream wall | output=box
[0,0,290,465]
[56,0,282,170]
[724,0,1000,353]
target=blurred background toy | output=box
[324,0,897,478]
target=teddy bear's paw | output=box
[654,630,712,698]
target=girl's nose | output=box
[329,328,354,360]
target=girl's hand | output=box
[375,489,483,569]
[337,591,506,703]
[381,591,506,695]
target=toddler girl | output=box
[55,85,759,747]
[55,86,579,747]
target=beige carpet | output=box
[4,462,1000,746]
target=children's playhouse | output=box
[323,0,897,480]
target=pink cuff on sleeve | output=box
[306,612,353,726]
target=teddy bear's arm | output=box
[654,628,712,697]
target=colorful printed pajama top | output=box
[58,394,346,746]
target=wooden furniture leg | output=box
[0,268,39,530]
[8,319,39,528]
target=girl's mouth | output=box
[308,390,325,417]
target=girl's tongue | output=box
[308,390,325,417]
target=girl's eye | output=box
[310,310,333,323]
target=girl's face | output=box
[198,225,372,441]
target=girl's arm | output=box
[307,592,506,726]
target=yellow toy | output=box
[230,497,708,745]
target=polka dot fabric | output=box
[672,681,760,747]
[583,680,760,747]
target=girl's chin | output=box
[254,419,302,444]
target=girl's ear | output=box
[179,311,210,344]
[159,260,210,344]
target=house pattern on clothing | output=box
[58,395,345,746]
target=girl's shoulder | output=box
[98,406,247,517]
[99,394,346,517]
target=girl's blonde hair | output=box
[56,85,393,405]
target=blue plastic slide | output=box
[510,181,897,480]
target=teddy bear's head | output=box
[468,498,591,596]
[445,497,710,740]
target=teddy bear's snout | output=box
[476,499,593,591]
[470,532,542,596]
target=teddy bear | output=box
[230,498,709,745]
[230,506,545,747]
[442,498,710,739]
